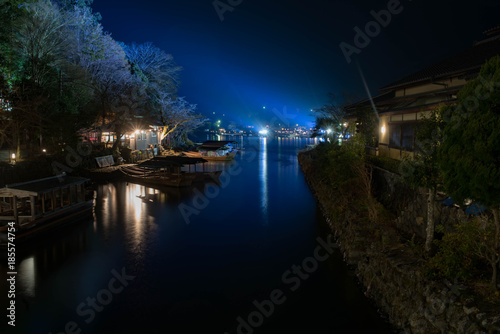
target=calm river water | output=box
[1,136,394,334]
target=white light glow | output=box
[381,126,386,134]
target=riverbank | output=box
[298,147,500,333]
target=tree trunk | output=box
[111,130,123,152]
[15,123,20,160]
[491,207,499,289]
[425,188,435,254]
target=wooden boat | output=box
[184,140,238,161]
[120,156,222,187]
[121,166,195,187]
[0,174,94,246]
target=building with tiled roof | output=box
[349,28,500,160]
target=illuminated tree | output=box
[123,42,182,103]
[157,93,206,145]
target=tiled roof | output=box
[381,36,500,91]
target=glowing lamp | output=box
[381,126,386,134]
[326,129,332,134]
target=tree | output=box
[403,107,445,254]
[14,0,68,87]
[123,42,182,105]
[157,94,206,146]
[312,93,355,142]
[4,0,70,155]
[76,31,135,143]
[438,55,500,288]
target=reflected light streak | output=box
[18,257,36,298]
[125,184,150,257]
[260,137,269,226]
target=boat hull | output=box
[121,167,194,187]
[184,151,236,161]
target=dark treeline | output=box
[0,0,206,158]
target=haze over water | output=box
[1,136,394,333]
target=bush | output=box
[365,155,401,174]
[425,220,483,281]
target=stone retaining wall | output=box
[298,149,500,333]
[371,166,473,239]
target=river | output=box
[0,136,394,334]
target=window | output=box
[389,124,401,148]
[389,122,417,151]
[401,124,414,150]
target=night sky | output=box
[91,0,499,127]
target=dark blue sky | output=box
[92,0,499,126]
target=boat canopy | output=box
[199,141,238,150]
[0,174,89,198]
[137,156,207,169]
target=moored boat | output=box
[0,174,94,246]
[121,166,195,187]
[184,140,238,161]
[120,156,222,188]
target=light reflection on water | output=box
[260,137,269,226]
[0,136,395,334]
[17,257,35,298]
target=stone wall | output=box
[371,166,473,240]
[298,149,500,333]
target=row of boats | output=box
[120,156,222,188]
[0,140,239,246]
[183,140,238,161]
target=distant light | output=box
[42,149,46,153]
[343,123,348,128]
[213,112,215,114]
[259,129,268,135]
[326,129,332,134]
[11,153,15,159]
[381,126,386,134]
[135,130,140,134]
[263,106,266,109]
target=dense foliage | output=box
[0,0,204,156]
